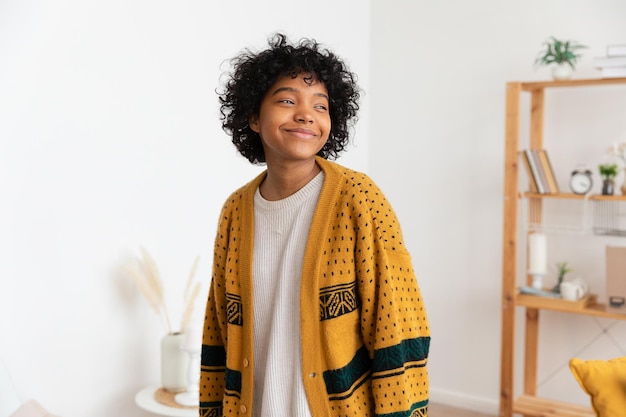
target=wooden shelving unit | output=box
[500,77,626,417]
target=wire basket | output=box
[522,197,590,234]
[592,199,626,236]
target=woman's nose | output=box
[295,107,313,123]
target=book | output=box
[519,285,561,299]
[519,149,558,194]
[536,149,559,194]
[522,149,547,194]
[607,44,626,57]
[601,66,626,78]
[593,56,626,68]
[529,149,550,194]
[519,151,539,193]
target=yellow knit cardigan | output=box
[200,157,430,417]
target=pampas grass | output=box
[180,256,200,332]
[124,247,201,334]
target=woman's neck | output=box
[259,159,321,201]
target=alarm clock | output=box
[569,169,593,195]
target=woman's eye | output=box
[315,104,328,111]
[279,99,295,104]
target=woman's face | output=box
[249,73,331,167]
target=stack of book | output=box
[519,149,559,194]
[593,44,626,78]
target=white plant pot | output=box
[551,64,573,80]
[161,332,189,392]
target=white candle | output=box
[528,232,547,275]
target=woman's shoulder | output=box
[318,158,407,248]
[317,157,385,197]
[220,171,267,212]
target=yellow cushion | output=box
[569,356,626,417]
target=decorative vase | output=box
[621,169,626,195]
[551,63,573,80]
[161,332,189,392]
[602,178,615,196]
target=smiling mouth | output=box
[286,128,317,138]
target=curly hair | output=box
[218,33,360,164]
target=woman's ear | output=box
[249,114,260,133]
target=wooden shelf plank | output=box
[523,192,626,201]
[516,292,626,320]
[514,396,594,417]
[517,77,626,91]
[588,194,626,201]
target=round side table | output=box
[135,386,198,417]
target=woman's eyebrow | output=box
[271,86,329,101]
[271,86,297,95]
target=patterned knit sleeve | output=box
[199,205,230,416]
[355,181,431,417]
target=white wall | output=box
[3,1,626,416]
[0,1,369,416]
[370,0,626,413]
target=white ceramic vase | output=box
[161,332,189,392]
[551,63,573,80]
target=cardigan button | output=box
[240,405,247,413]
[243,358,249,367]
[309,372,316,378]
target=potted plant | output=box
[552,261,573,293]
[607,141,626,195]
[599,163,618,195]
[534,36,587,80]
